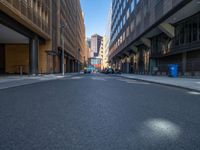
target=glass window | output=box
[180,24,184,44]
[185,20,192,43]
[131,20,134,32]
[123,0,126,9]
[175,25,180,45]
[198,14,200,41]
[131,0,135,12]
[123,16,126,25]
[192,17,198,42]
[127,8,130,19]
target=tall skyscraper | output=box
[91,34,103,57]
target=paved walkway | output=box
[0,73,78,90]
[119,74,200,92]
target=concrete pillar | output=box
[60,52,64,74]
[29,36,39,75]
[182,52,187,76]
[149,58,157,75]
[127,57,130,74]
[126,62,129,73]
[67,56,70,73]
[75,61,77,72]
[74,60,76,72]
[159,23,175,38]
[130,45,138,54]
[140,38,151,48]
[70,59,73,72]
[72,60,75,72]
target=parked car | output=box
[80,70,84,74]
[105,68,114,74]
[101,69,107,74]
[114,69,121,74]
[84,68,91,74]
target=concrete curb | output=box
[0,73,80,90]
[114,75,200,92]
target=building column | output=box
[182,52,187,76]
[66,56,70,73]
[73,61,75,72]
[149,58,157,75]
[126,57,130,74]
[69,59,72,72]
[127,62,130,73]
[74,61,77,72]
[60,49,65,74]
[29,36,39,75]
[159,23,175,38]
[73,60,76,72]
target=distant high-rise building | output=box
[86,38,91,49]
[104,4,112,69]
[98,36,108,70]
[91,34,102,57]
[85,38,91,65]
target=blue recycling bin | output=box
[168,64,178,77]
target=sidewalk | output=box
[118,74,200,92]
[0,73,79,90]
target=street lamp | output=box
[60,24,65,76]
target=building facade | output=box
[99,36,109,69]
[91,34,102,57]
[104,5,112,69]
[0,0,86,75]
[86,37,91,62]
[109,0,200,76]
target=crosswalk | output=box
[91,77,106,81]
[63,75,151,85]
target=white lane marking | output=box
[117,79,137,82]
[125,81,150,85]
[71,77,83,80]
[187,91,200,95]
[117,78,150,85]
[91,77,106,81]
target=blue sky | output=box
[80,0,111,38]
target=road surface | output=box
[0,74,200,150]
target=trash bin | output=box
[168,64,178,77]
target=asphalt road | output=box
[0,74,200,150]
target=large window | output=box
[199,14,200,40]
[123,0,126,10]
[179,24,184,44]
[131,0,135,12]
[192,16,198,42]
[185,20,192,43]
[175,13,200,46]
[127,8,130,19]
[123,16,126,25]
